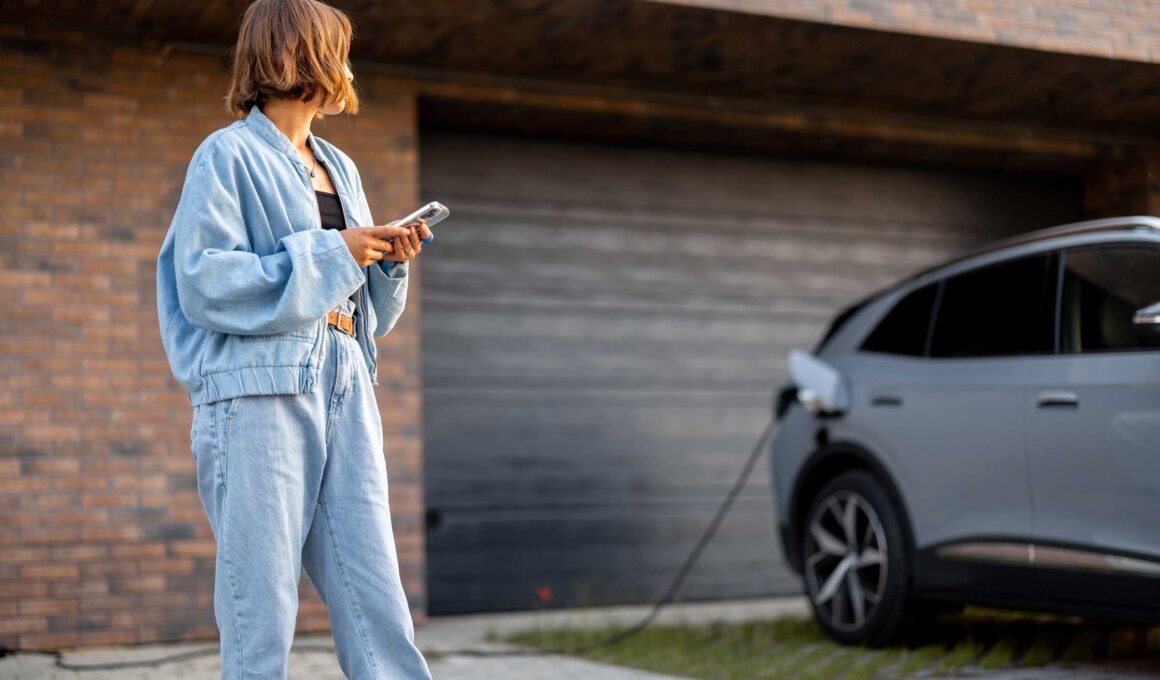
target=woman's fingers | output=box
[366,236,393,253]
[368,224,413,240]
[410,223,424,252]
[383,236,407,262]
[369,222,428,263]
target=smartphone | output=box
[392,201,449,244]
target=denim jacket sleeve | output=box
[173,146,368,335]
[349,162,410,338]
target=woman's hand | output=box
[340,224,414,267]
[381,219,431,264]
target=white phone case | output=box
[394,201,449,243]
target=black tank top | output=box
[317,190,345,232]
[317,190,356,303]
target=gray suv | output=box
[770,216,1160,645]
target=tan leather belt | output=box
[326,309,356,337]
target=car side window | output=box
[930,253,1054,358]
[860,283,938,356]
[1061,244,1160,353]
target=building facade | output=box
[1,0,1157,651]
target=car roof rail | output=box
[995,215,1160,247]
[906,215,1160,282]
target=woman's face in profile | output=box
[317,62,354,115]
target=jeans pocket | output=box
[190,404,201,461]
[217,396,241,492]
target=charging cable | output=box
[459,413,780,657]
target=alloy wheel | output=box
[804,490,889,632]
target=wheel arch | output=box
[786,441,916,579]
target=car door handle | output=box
[1035,390,1079,408]
[870,394,903,407]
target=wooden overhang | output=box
[8,0,1160,173]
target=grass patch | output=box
[933,639,985,674]
[1018,631,1060,667]
[1060,628,1101,664]
[887,644,943,677]
[976,639,1017,669]
[504,608,1160,679]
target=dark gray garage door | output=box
[419,131,1081,614]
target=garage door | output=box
[419,131,1081,614]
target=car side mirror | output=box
[788,349,850,416]
[1132,302,1160,347]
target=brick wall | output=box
[652,0,1160,62]
[0,23,426,651]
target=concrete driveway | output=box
[1,598,1158,679]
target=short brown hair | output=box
[225,0,360,118]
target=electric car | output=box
[770,215,1160,646]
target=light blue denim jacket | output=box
[156,105,408,406]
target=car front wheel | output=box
[801,470,909,645]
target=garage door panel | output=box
[423,207,983,303]
[419,135,1076,227]
[424,403,776,495]
[424,207,978,271]
[422,307,824,387]
[420,131,1082,613]
[426,505,796,614]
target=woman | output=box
[155,0,433,677]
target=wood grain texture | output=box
[418,130,1082,613]
[9,1,1160,139]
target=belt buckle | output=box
[328,309,356,337]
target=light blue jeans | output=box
[190,296,432,679]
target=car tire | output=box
[801,470,909,646]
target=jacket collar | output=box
[245,104,346,194]
[246,104,330,161]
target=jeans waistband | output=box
[333,296,357,317]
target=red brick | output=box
[21,424,82,443]
[48,476,110,492]
[48,579,109,598]
[20,493,82,510]
[79,629,137,647]
[110,475,167,493]
[51,510,111,527]
[20,563,79,580]
[0,546,51,563]
[20,457,80,475]
[50,544,109,561]
[19,392,77,408]
[0,617,47,635]
[0,409,50,425]
[139,558,195,575]
[0,477,50,494]
[0,270,52,288]
[80,525,141,542]
[19,599,77,616]
[81,493,137,509]
[18,631,80,651]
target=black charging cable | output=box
[23,403,781,670]
[455,413,780,658]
